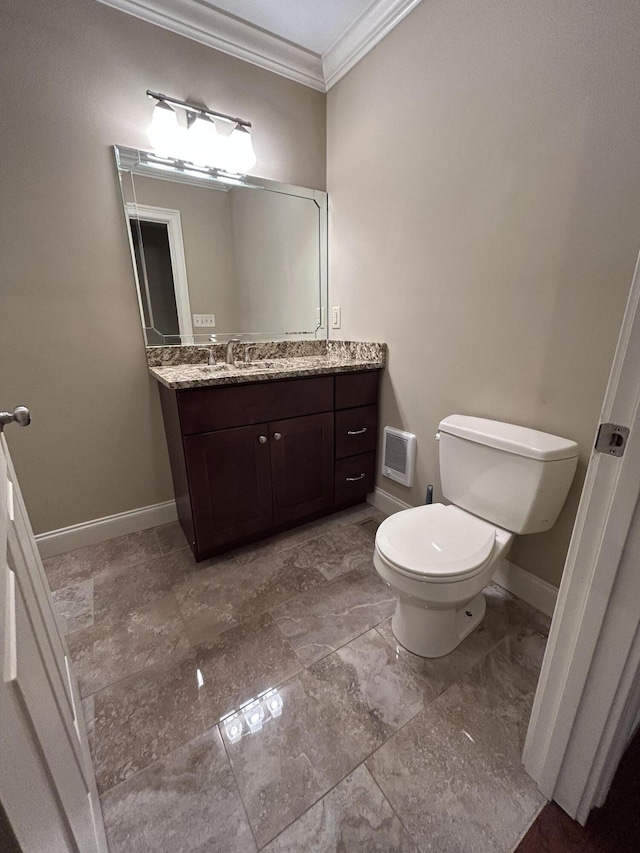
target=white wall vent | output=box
[381,427,416,487]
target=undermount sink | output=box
[195,360,285,374]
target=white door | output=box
[0,416,106,852]
[524,248,640,822]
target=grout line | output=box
[366,764,428,853]
[218,723,261,851]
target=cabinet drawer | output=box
[335,452,376,505]
[335,405,378,459]
[335,371,380,410]
[178,376,334,435]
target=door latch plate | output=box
[595,423,629,457]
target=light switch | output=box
[331,306,341,329]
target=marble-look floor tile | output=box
[195,612,302,721]
[270,569,396,666]
[262,764,419,853]
[67,592,191,697]
[154,520,189,555]
[82,695,95,756]
[101,728,256,853]
[526,608,553,637]
[51,579,94,635]
[366,627,547,853]
[280,523,375,582]
[174,551,326,646]
[92,547,203,626]
[222,638,417,848]
[233,503,381,567]
[375,582,534,698]
[43,528,163,591]
[333,628,431,727]
[232,525,324,566]
[92,653,217,794]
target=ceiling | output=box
[96,0,423,91]
[207,0,376,56]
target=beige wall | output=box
[229,188,320,333]
[124,174,240,332]
[0,0,325,534]
[327,0,640,585]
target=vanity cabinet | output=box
[158,370,381,560]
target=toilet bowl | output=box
[373,414,579,658]
[374,504,513,657]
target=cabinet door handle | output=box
[258,435,268,444]
[347,427,367,435]
[346,473,366,482]
[273,432,282,441]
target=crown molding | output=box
[322,0,423,89]
[96,0,325,91]
[96,0,423,93]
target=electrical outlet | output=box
[193,314,216,327]
[331,306,341,329]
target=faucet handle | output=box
[243,344,258,364]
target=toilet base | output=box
[391,592,487,658]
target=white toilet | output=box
[374,415,579,658]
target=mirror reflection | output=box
[115,146,328,345]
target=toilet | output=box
[374,415,579,658]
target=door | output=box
[0,424,106,851]
[184,422,274,554]
[270,412,334,526]
[524,248,640,822]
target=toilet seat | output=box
[375,503,497,582]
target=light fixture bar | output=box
[146,90,251,128]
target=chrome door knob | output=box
[273,432,282,440]
[0,406,31,432]
[258,435,267,444]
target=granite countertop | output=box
[147,341,386,390]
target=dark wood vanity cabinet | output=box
[158,370,381,560]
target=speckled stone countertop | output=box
[147,341,386,390]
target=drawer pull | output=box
[273,432,282,441]
[346,473,366,482]
[258,435,267,444]
[347,427,368,435]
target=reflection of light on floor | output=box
[220,687,284,743]
[462,730,475,743]
[196,668,204,689]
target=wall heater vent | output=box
[382,427,416,487]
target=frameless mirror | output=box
[114,146,328,345]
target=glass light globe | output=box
[148,101,179,154]
[220,124,257,173]
[186,113,220,167]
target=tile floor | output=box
[45,504,550,853]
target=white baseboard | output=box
[367,486,412,516]
[367,488,558,617]
[493,559,558,617]
[35,500,178,559]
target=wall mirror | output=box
[114,146,328,345]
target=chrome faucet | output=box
[225,338,240,364]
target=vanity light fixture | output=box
[147,90,257,174]
[148,99,179,154]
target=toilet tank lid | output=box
[439,415,579,461]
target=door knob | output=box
[258,435,267,444]
[273,432,282,441]
[0,406,31,432]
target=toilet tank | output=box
[438,415,579,535]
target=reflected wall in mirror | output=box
[114,146,328,345]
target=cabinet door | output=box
[184,424,273,554]
[270,412,334,526]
